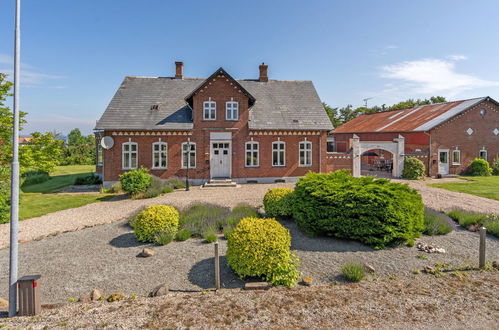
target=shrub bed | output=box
[401,157,425,180]
[227,217,299,287]
[120,167,152,196]
[22,170,50,186]
[423,210,452,235]
[74,174,102,185]
[467,158,491,176]
[292,170,424,249]
[448,209,499,238]
[134,205,179,243]
[263,188,294,218]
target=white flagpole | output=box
[9,0,21,318]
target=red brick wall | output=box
[325,152,352,173]
[428,100,499,176]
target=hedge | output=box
[119,167,152,196]
[292,170,424,249]
[402,157,425,180]
[263,188,294,218]
[467,158,492,176]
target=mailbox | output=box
[17,275,41,316]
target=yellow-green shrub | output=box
[227,217,299,287]
[134,205,179,243]
[263,188,294,218]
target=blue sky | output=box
[1,0,498,135]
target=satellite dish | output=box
[100,136,114,149]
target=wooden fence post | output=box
[214,242,220,290]
[479,226,486,269]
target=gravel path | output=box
[1,178,498,249]
[1,215,498,304]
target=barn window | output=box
[326,137,336,153]
[479,149,488,161]
[452,149,461,165]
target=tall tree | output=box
[61,128,96,165]
[20,132,63,173]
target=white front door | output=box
[211,142,231,178]
[438,150,449,175]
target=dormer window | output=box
[203,101,216,120]
[226,101,239,120]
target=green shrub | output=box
[223,227,234,240]
[484,217,499,237]
[423,210,453,235]
[22,170,50,186]
[166,177,186,189]
[74,174,102,185]
[104,182,123,194]
[179,204,231,236]
[202,227,218,243]
[226,204,258,225]
[447,209,487,227]
[467,158,491,176]
[134,205,179,243]
[0,182,9,225]
[136,176,173,199]
[227,217,300,287]
[292,170,424,249]
[263,188,294,218]
[341,262,366,282]
[176,228,191,241]
[120,167,152,196]
[154,231,175,246]
[492,156,499,176]
[402,157,426,180]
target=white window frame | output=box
[245,141,259,167]
[326,137,335,153]
[272,141,286,167]
[97,143,103,165]
[452,149,461,165]
[203,101,216,120]
[122,142,138,170]
[299,141,312,167]
[152,142,168,169]
[182,142,196,169]
[479,149,488,161]
[226,101,239,121]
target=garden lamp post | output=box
[185,139,190,191]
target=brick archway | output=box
[352,134,405,178]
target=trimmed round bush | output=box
[263,188,294,218]
[120,167,152,196]
[292,170,424,249]
[468,158,491,176]
[134,205,179,243]
[227,217,300,287]
[401,157,425,180]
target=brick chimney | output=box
[259,63,268,82]
[175,61,184,79]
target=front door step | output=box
[203,179,238,188]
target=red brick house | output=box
[95,62,333,186]
[331,97,499,177]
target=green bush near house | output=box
[292,170,424,249]
[227,217,300,287]
[401,157,426,180]
[423,210,453,235]
[467,158,492,176]
[263,188,295,218]
[341,262,366,282]
[120,167,152,196]
[134,205,179,243]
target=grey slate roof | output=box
[95,75,333,131]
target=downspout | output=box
[423,130,431,177]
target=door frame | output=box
[438,149,450,175]
[210,140,232,179]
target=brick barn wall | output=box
[428,100,499,176]
[325,152,352,173]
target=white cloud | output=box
[380,56,499,96]
[0,53,64,86]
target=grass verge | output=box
[429,176,499,201]
[22,165,96,193]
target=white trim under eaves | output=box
[414,97,486,131]
[375,106,424,132]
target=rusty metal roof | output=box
[334,97,491,133]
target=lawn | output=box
[429,176,499,201]
[18,165,114,220]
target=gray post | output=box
[479,226,486,269]
[214,242,220,290]
[9,0,21,318]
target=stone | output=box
[107,292,125,302]
[417,242,445,254]
[0,298,8,310]
[301,277,313,286]
[244,282,271,290]
[78,295,91,303]
[138,248,154,258]
[492,260,499,269]
[90,289,103,301]
[364,264,376,273]
[424,266,435,274]
[149,284,169,297]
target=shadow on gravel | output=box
[109,233,148,248]
[188,256,244,289]
[280,221,373,253]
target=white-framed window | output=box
[182,142,196,168]
[245,141,259,167]
[152,142,167,169]
[272,141,285,167]
[122,142,138,170]
[326,137,335,153]
[226,101,239,120]
[203,101,216,120]
[299,141,312,166]
[97,143,103,165]
[452,149,461,165]
[479,149,488,161]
